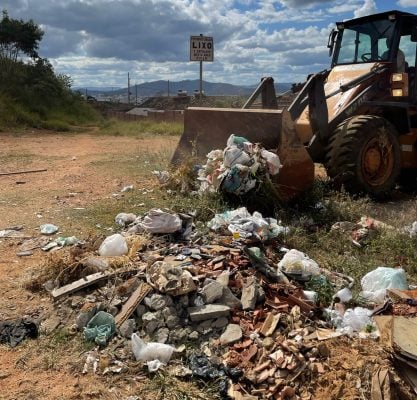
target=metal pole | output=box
[199,61,203,98]
[135,84,138,104]
[128,72,130,104]
[167,80,170,97]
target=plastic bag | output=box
[98,234,128,257]
[84,311,115,346]
[40,224,59,235]
[223,147,251,168]
[261,149,281,176]
[226,134,249,149]
[131,333,175,363]
[334,287,352,303]
[138,209,182,234]
[277,249,320,276]
[115,213,137,226]
[341,307,372,332]
[360,267,407,303]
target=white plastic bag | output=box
[341,307,372,332]
[334,288,352,303]
[277,249,320,276]
[223,147,251,168]
[138,209,182,234]
[115,212,137,226]
[261,149,281,176]
[131,333,175,363]
[98,234,128,257]
[360,267,407,303]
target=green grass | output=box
[96,119,183,137]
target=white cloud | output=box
[397,0,417,7]
[354,0,377,18]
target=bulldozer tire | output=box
[325,115,401,197]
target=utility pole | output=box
[167,80,170,97]
[128,72,131,104]
[135,83,138,105]
[199,34,203,99]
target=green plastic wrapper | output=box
[84,311,115,346]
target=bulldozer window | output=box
[399,35,416,69]
[335,19,396,65]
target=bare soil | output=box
[0,130,414,399]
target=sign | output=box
[190,36,213,62]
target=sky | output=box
[4,0,417,88]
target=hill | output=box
[75,80,294,98]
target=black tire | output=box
[324,115,401,197]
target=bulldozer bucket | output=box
[171,107,314,201]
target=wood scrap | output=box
[115,281,151,327]
[0,168,47,176]
[51,271,112,299]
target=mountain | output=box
[74,79,294,97]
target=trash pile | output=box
[197,134,281,195]
[5,209,417,399]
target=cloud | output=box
[397,0,417,7]
[1,0,396,87]
[354,0,377,18]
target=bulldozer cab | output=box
[329,11,417,98]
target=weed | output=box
[96,119,183,137]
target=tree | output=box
[0,10,43,62]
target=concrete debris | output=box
[29,206,416,398]
[220,323,243,345]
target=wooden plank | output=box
[0,168,47,176]
[392,316,417,360]
[115,282,151,327]
[51,271,112,299]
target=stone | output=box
[155,327,170,343]
[71,296,84,308]
[135,304,147,318]
[260,313,281,337]
[144,293,169,311]
[262,337,275,350]
[75,302,97,329]
[217,287,242,309]
[165,315,180,329]
[162,306,177,319]
[188,304,231,322]
[142,311,163,334]
[189,331,199,340]
[220,324,243,345]
[241,277,258,310]
[178,295,189,307]
[169,327,190,342]
[107,305,119,316]
[216,270,230,287]
[197,319,214,334]
[119,318,136,338]
[201,281,224,304]
[41,316,61,334]
[212,317,229,329]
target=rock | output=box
[262,337,274,350]
[217,287,242,309]
[145,293,169,311]
[71,296,84,308]
[241,277,258,310]
[216,270,230,287]
[107,305,119,316]
[83,256,109,271]
[165,315,180,329]
[119,319,136,338]
[169,327,190,342]
[155,327,170,343]
[188,304,231,322]
[142,311,163,334]
[189,331,199,340]
[201,281,224,304]
[41,316,61,334]
[197,319,214,334]
[135,304,147,318]
[76,303,97,329]
[220,324,242,345]
[212,317,229,329]
[162,306,177,319]
[178,295,189,307]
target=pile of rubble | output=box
[4,208,417,399]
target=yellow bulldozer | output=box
[172,10,417,200]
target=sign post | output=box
[190,34,213,97]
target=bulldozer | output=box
[172,10,417,200]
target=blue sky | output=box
[4,0,417,87]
